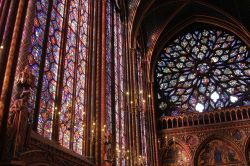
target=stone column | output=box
[0,0,11,44]
[0,0,19,94]
[0,0,29,160]
[11,0,35,117]
[100,0,107,165]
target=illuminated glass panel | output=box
[29,0,89,155]
[118,20,126,166]
[60,29,76,147]
[59,0,78,148]
[38,1,65,139]
[114,11,119,163]
[155,28,250,116]
[73,0,89,154]
[105,0,112,132]
[29,0,49,128]
[29,0,48,86]
[114,10,125,165]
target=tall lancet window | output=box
[114,8,125,165]
[105,0,112,136]
[29,0,89,154]
[155,27,250,116]
[105,1,126,164]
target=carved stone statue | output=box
[104,129,113,163]
[16,65,34,88]
[7,65,34,157]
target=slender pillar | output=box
[87,0,98,160]
[0,0,19,95]
[94,0,104,164]
[148,66,159,166]
[0,0,11,44]
[100,0,107,164]
[11,0,36,107]
[0,0,29,159]
[128,48,136,165]
[110,2,116,165]
[85,0,94,157]
[123,18,131,166]
[0,0,6,18]
[122,15,130,166]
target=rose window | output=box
[155,29,250,116]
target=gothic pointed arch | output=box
[153,23,250,118]
[160,139,192,166]
[193,135,246,166]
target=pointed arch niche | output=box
[194,136,246,166]
[161,141,191,166]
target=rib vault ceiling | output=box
[129,0,250,61]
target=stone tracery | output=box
[155,28,250,116]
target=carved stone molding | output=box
[19,131,94,166]
[158,119,250,165]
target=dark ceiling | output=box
[130,0,250,53]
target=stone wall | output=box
[158,106,250,166]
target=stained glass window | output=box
[105,1,126,163]
[105,0,112,135]
[40,0,64,139]
[114,10,125,165]
[73,0,88,154]
[29,0,89,155]
[59,0,78,149]
[29,0,55,139]
[155,28,250,116]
